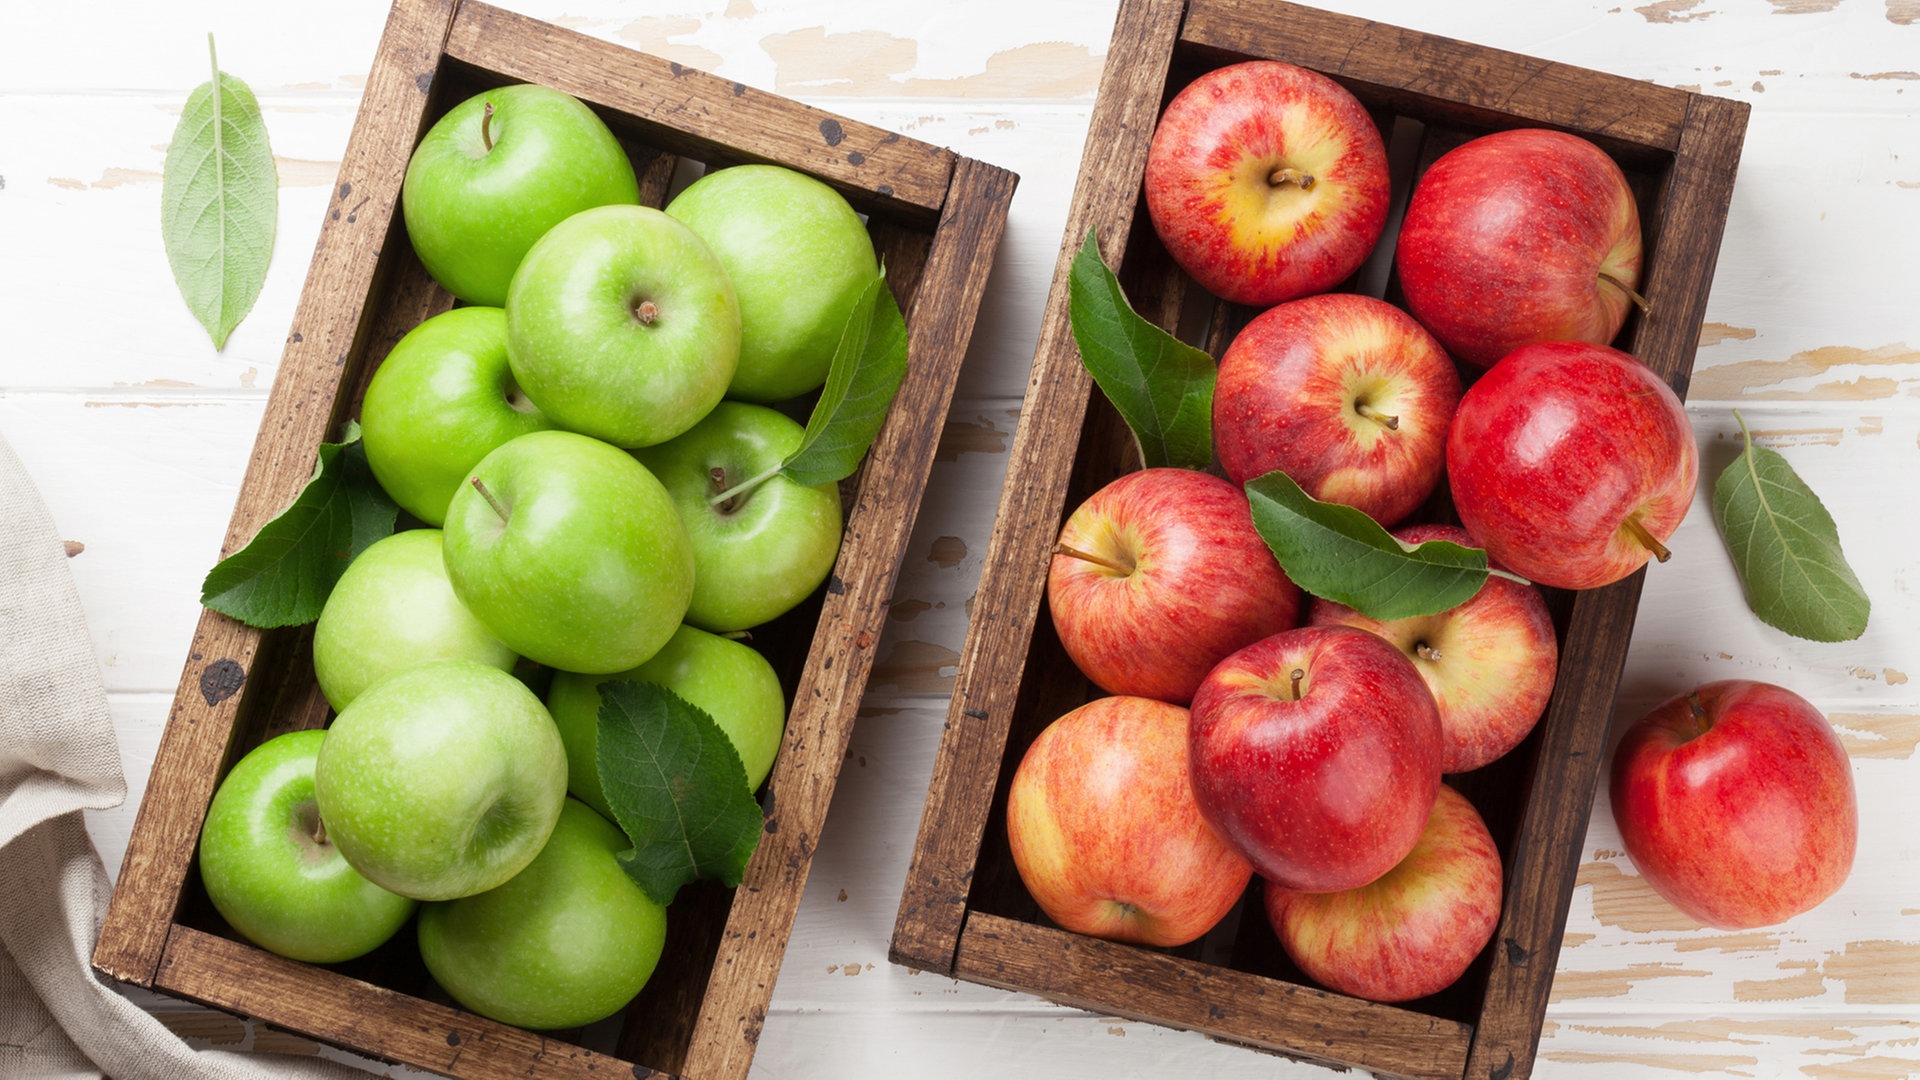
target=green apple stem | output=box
[1622,515,1672,563]
[1599,270,1651,315]
[1289,668,1305,701]
[480,101,496,152]
[1269,167,1316,191]
[312,814,328,847]
[1354,402,1400,431]
[707,464,782,510]
[469,476,510,523]
[1051,542,1131,575]
[1416,643,1443,663]
[633,298,660,325]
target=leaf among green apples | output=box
[200,421,399,628]
[595,679,764,907]
[1067,228,1216,472]
[1245,470,1493,621]
[1711,411,1869,642]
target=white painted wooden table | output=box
[4,2,1916,1077]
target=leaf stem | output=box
[1052,542,1131,575]
[1488,568,1534,587]
[1622,515,1672,563]
[708,463,782,509]
[1599,270,1651,315]
[470,476,510,523]
[481,100,496,152]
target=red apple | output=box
[1609,680,1857,930]
[1214,293,1462,527]
[1447,340,1696,591]
[1048,468,1302,705]
[1006,696,1254,947]
[1395,127,1644,367]
[1309,523,1558,774]
[1264,784,1502,1002]
[1189,625,1443,893]
[1144,60,1390,307]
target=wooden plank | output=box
[1179,0,1693,156]
[680,155,1016,1080]
[442,0,954,229]
[956,913,1474,1080]
[889,0,1186,978]
[92,0,457,988]
[154,926,661,1079]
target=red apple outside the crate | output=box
[1143,60,1390,307]
[1447,340,1696,592]
[1609,679,1857,930]
[1189,624,1443,893]
[1214,293,1462,527]
[1309,523,1558,774]
[1006,695,1253,948]
[1264,784,1502,1002]
[1395,127,1645,367]
[1047,467,1301,706]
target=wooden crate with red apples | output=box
[890,1,1746,1077]
[89,1,1014,1077]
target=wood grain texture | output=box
[1179,0,1694,156]
[955,913,1475,1080]
[683,154,1015,1080]
[442,0,955,228]
[91,0,456,989]
[888,0,1185,977]
[155,926,661,1079]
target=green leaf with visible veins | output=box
[1067,228,1215,471]
[1245,471,1491,621]
[199,421,398,628]
[161,34,277,350]
[1711,412,1869,642]
[778,270,909,488]
[595,680,764,907]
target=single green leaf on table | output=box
[1245,471,1491,621]
[1711,412,1869,642]
[1067,228,1216,471]
[778,270,910,487]
[161,34,277,350]
[200,421,399,628]
[595,680,765,906]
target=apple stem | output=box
[312,815,328,847]
[1268,167,1316,191]
[1289,668,1305,701]
[1622,515,1672,563]
[708,464,781,510]
[1599,270,1652,316]
[469,476,510,523]
[1354,402,1400,431]
[1052,542,1131,575]
[1686,693,1711,737]
[1416,643,1443,663]
[480,101,496,152]
[633,298,660,325]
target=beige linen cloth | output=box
[0,431,370,1079]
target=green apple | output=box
[505,204,739,448]
[198,730,416,963]
[548,624,788,817]
[402,84,639,307]
[633,401,842,632]
[442,429,694,674]
[664,164,879,403]
[359,307,555,527]
[417,799,667,1031]
[311,529,517,712]
[313,659,567,901]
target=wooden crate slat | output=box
[92,0,457,988]
[442,0,954,228]
[679,155,1015,1080]
[888,0,1187,977]
[1179,0,1693,155]
[154,926,660,1080]
[955,913,1473,1080]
